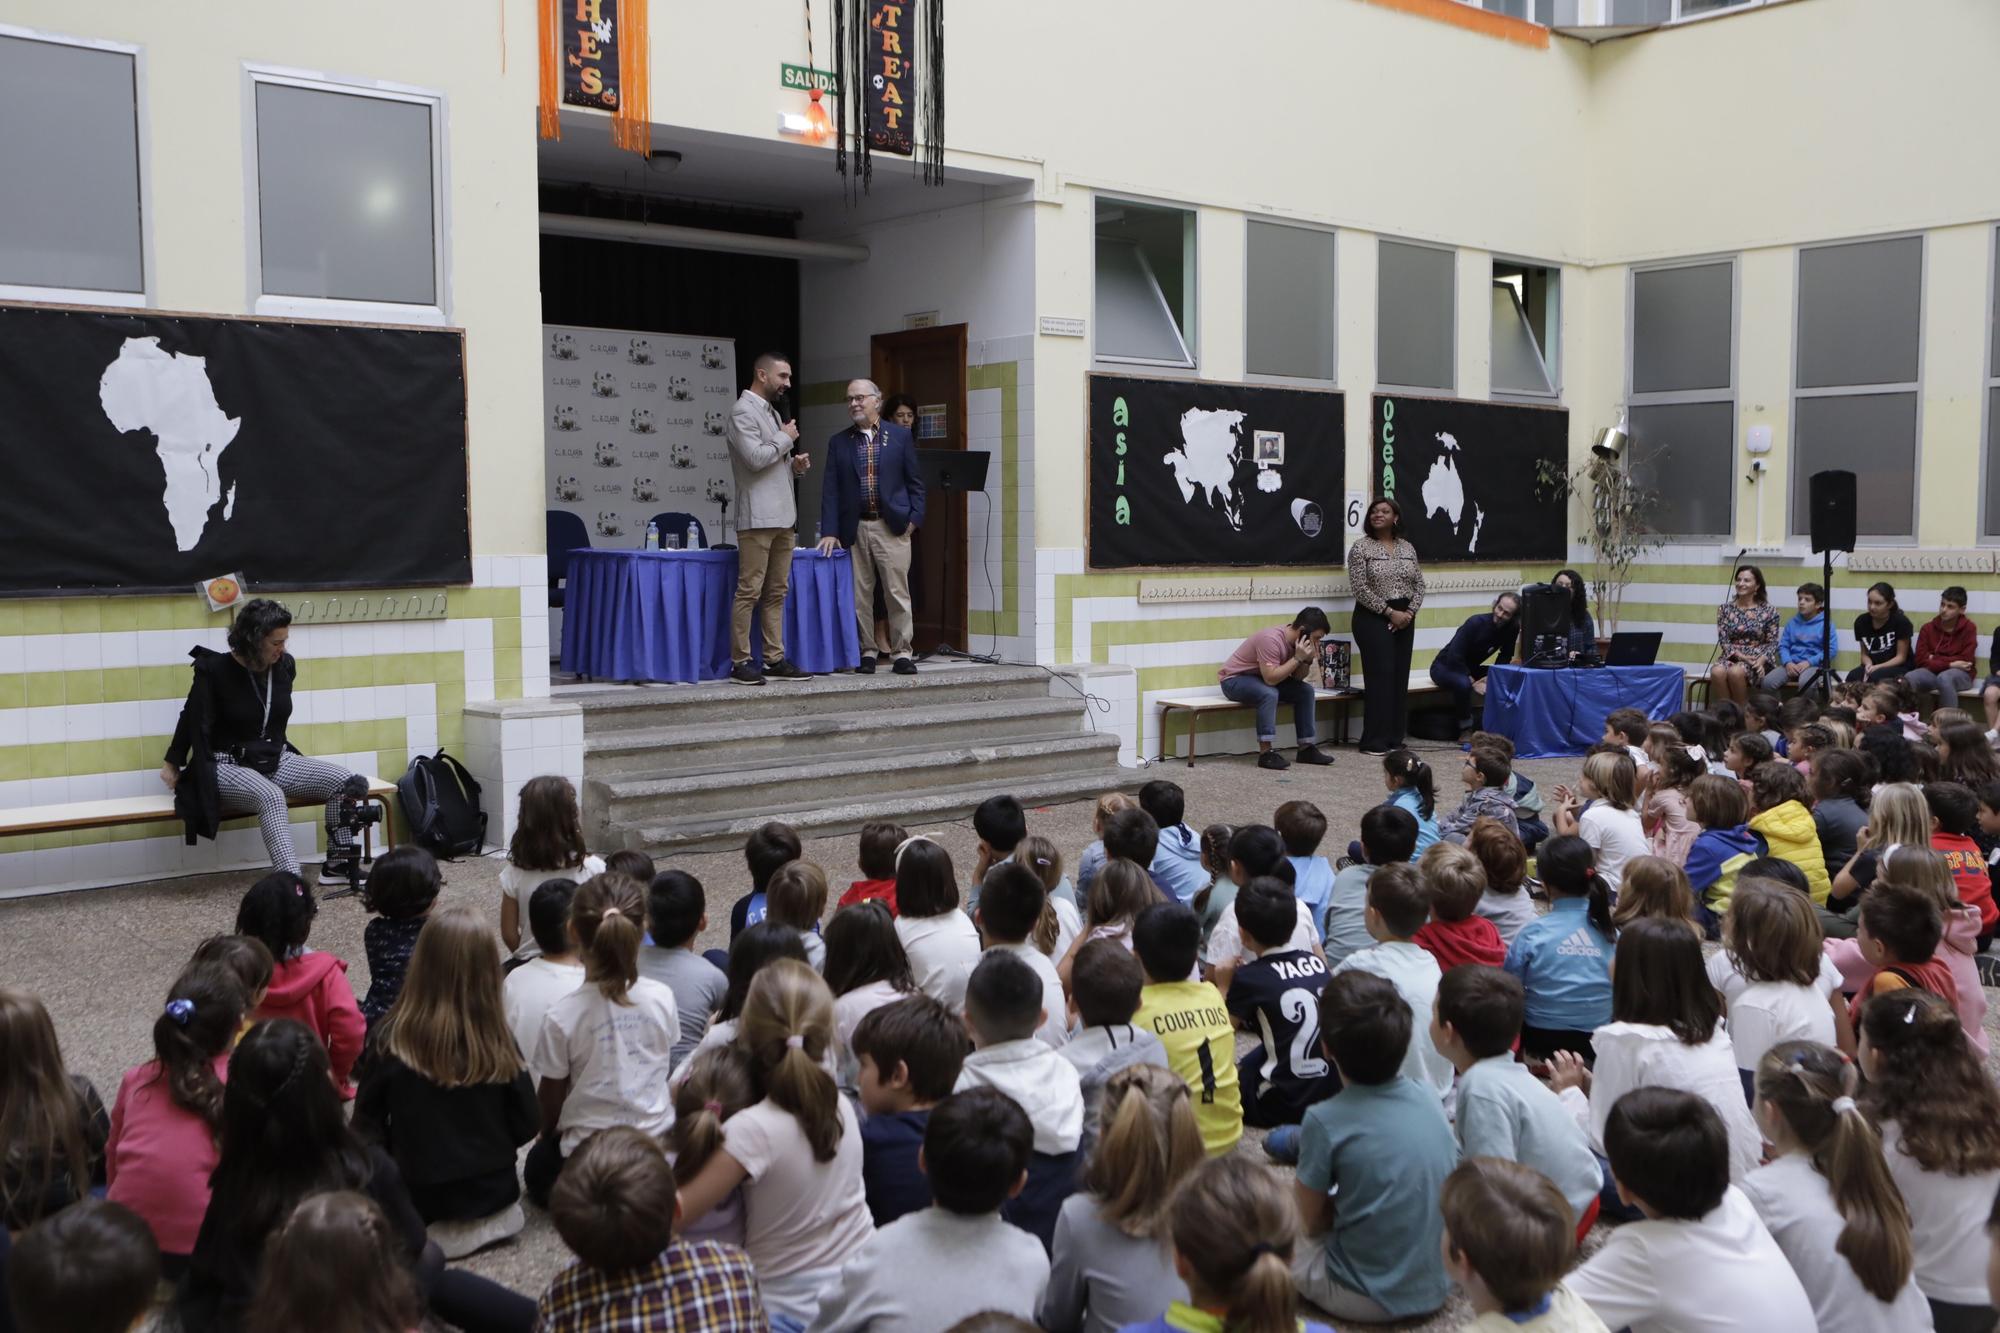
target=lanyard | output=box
[249,668,272,740]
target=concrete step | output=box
[584,696,1092,778]
[564,664,1055,734]
[586,731,1123,827]
[612,767,1139,856]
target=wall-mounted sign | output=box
[562,0,623,111]
[1038,316,1086,338]
[917,403,947,440]
[781,63,841,94]
[865,0,914,156]
[904,311,939,329]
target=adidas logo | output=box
[1555,927,1604,959]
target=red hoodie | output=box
[1932,832,1998,930]
[1914,614,1979,675]
[837,878,898,915]
[1413,916,1505,970]
[257,950,366,1098]
[1848,956,1959,1029]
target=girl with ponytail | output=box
[1379,749,1439,855]
[1119,1154,1330,1333]
[1040,1064,1202,1333]
[1859,990,2000,1326]
[666,1043,756,1245]
[106,960,249,1267]
[1502,834,1614,1063]
[522,872,680,1209]
[1743,1040,1930,1330]
[676,959,873,1326]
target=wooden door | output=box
[870,324,967,655]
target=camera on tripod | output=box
[320,777,384,899]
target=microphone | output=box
[1706,548,1748,677]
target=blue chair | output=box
[647,512,708,547]
[546,510,591,608]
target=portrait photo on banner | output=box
[0,303,470,594]
[1086,374,1344,569]
[1371,393,1568,564]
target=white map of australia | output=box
[98,337,241,552]
[1422,430,1484,552]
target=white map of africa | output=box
[98,337,241,552]
[1421,430,1485,552]
[1163,406,1283,530]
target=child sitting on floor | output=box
[1504,836,1615,1064]
[1438,1159,1608,1332]
[1200,824,1320,997]
[1924,782,1999,944]
[1552,751,1646,893]
[1684,773,1768,933]
[1135,902,1243,1156]
[667,1044,756,1246]
[1439,747,1519,845]
[814,1089,1049,1333]
[1747,761,1832,904]
[1058,939,1169,1160]
[499,775,604,961]
[1276,798,1335,919]
[235,871,365,1098]
[1641,726,1703,868]
[1470,732,1548,853]
[1412,842,1504,969]
[1139,780,1211,905]
[5,1199,161,1333]
[1331,862,1454,1103]
[976,861,1069,1049]
[727,820,802,940]
[838,820,908,914]
[955,950,1085,1249]
[1368,749,1440,859]
[852,993,969,1226]
[638,870,728,1067]
[1850,878,1960,1027]
[357,846,439,1028]
[1466,816,1536,947]
[1075,791,1137,901]
[1327,807,1419,967]
[503,879,584,1060]
[1226,878,1338,1128]
[1609,855,1700,935]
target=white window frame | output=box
[1091,193,1197,373]
[1491,255,1562,403]
[1667,0,1770,24]
[0,23,153,309]
[1625,253,1740,541]
[1242,216,1337,387]
[1787,231,1926,545]
[1980,225,2000,542]
[1376,236,1457,396]
[242,63,451,326]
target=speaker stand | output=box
[1819,548,1834,706]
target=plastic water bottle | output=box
[643,520,659,551]
[685,521,703,551]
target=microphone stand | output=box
[1705,548,1748,692]
[1820,546,1835,706]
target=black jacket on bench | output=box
[165,646,300,844]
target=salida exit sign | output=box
[781,64,840,95]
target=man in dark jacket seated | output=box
[1429,591,1520,740]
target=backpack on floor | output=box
[397,750,487,858]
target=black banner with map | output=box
[1372,393,1567,564]
[0,304,470,594]
[1088,375,1343,569]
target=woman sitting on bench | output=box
[159,598,365,879]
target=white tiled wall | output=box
[462,699,587,850]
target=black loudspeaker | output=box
[1810,470,1857,554]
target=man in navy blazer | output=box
[817,378,926,674]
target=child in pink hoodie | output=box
[1824,846,1988,1056]
[234,872,366,1096]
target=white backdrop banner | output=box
[543,325,737,547]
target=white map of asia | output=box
[98,336,242,552]
[1162,407,1282,531]
[1421,430,1485,553]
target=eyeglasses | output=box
[845,393,878,403]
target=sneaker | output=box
[764,659,809,681]
[892,656,918,676]
[1296,744,1334,766]
[1358,746,1390,757]
[1258,749,1291,770]
[855,656,877,674]
[1263,1124,1301,1164]
[730,661,766,686]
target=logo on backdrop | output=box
[543,326,737,548]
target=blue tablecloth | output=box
[560,548,860,683]
[1483,664,1686,759]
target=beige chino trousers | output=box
[731,528,794,665]
[851,519,913,658]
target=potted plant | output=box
[1535,439,1664,645]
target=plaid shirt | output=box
[536,1240,767,1332]
[856,425,882,518]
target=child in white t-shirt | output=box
[1198,824,1321,996]
[1708,879,1852,1089]
[501,878,584,1058]
[1567,1086,1814,1332]
[1552,751,1648,893]
[498,776,604,959]
[524,874,679,1207]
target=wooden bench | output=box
[0,775,401,860]
[1155,675,1445,767]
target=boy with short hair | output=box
[1100,806,1162,877]
[1432,966,1604,1237]
[539,1125,764,1332]
[975,861,1069,1049]
[1328,806,1419,967]
[1133,901,1244,1155]
[1685,774,1767,929]
[967,794,1029,913]
[1412,843,1504,970]
[1203,823,1320,996]
[1275,799,1335,918]
[812,1089,1049,1333]
[1907,585,1980,711]
[1766,581,1837,694]
[1849,878,1959,1025]
[1567,1089,1812,1331]
[1602,708,1652,771]
[852,993,972,1226]
[1291,971,1458,1324]
[1439,1158,1607,1332]
[636,870,727,1066]
[1059,938,1168,1156]
[503,877,585,1060]
[1746,762,1831,904]
[6,1198,161,1333]
[726,819,801,939]
[838,819,909,913]
[1468,731,1547,852]
[1924,781,1999,938]
[1140,779,1212,904]
[955,951,1085,1247]
[1331,862,1455,1104]
[1227,878,1338,1126]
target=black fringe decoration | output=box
[833,0,945,196]
[917,0,944,185]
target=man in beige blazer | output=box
[723,352,811,685]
